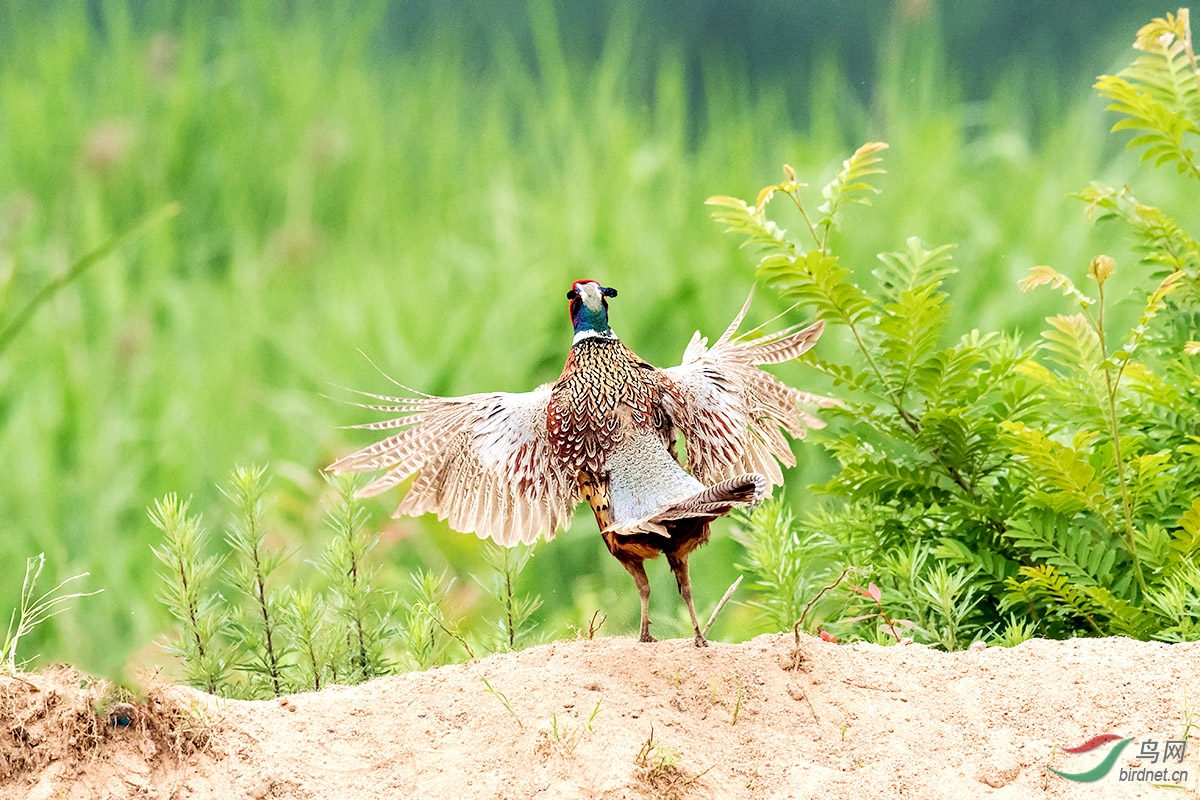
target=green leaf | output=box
[1129,12,1200,124]
[1000,421,1114,523]
[869,238,959,394]
[935,538,1018,585]
[1034,314,1110,423]
[1003,565,1106,634]
[1041,314,1102,375]
[1001,511,1117,586]
[756,249,875,327]
[1076,185,1200,276]
[873,237,957,302]
[1171,497,1200,560]
[1126,449,1174,518]
[878,284,950,393]
[1019,265,1096,310]
[705,195,792,254]
[1123,362,1197,418]
[1095,28,1200,183]
[1080,584,1157,637]
[1136,523,1175,573]
[817,142,889,235]
[1115,271,1185,365]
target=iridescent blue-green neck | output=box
[572,304,611,337]
[568,280,619,344]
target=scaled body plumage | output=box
[328,279,834,645]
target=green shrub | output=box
[727,9,1200,647]
[150,466,549,694]
[151,470,403,696]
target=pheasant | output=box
[328,279,833,646]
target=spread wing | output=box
[662,294,838,486]
[327,385,576,546]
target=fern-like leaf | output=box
[756,249,875,327]
[873,237,957,302]
[1129,11,1200,130]
[1127,449,1175,519]
[1145,562,1200,641]
[1076,184,1200,276]
[708,176,878,329]
[1042,314,1102,376]
[1002,510,1117,586]
[1003,565,1106,634]
[1136,523,1176,574]
[1019,265,1097,310]
[1098,74,1200,177]
[1171,497,1200,560]
[817,141,889,240]
[1096,10,1200,180]
[1000,422,1114,524]
[878,286,949,394]
[818,453,946,503]
[1080,584,1157,637]
[1037,314,1110,415]
[935,538,1019,586]
[1124,362,1199,420]
[807,357,881,395]
[1111,271,1185,368]
[705,195,792,254]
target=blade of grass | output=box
[0,201,180,355]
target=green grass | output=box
[0,2,1196,677]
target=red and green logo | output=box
[1048,734,1133,783]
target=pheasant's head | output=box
[567,279,618,344]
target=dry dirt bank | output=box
[3,634,1198,799]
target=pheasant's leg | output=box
[621,560,656,643]
[667,552,708,647]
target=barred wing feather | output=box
[663,296,837,487]
[327,386,576,546]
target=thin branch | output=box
[1094,279,1148,596]
[793,567,853,647]
[784,188,823,251]
[428,613,476,661]
[702,575,742,638]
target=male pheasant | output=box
[328,279,833,646]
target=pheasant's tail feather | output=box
[651,473,767,521]
[607,473,767,537]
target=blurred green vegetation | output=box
[1,1,1195,677]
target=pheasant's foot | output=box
[639,632,658,643]
[693,633,709,648]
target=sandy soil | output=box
[3,634,1199,799]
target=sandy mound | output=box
[3,634,1198,799]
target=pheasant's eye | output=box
[567,289,579,300]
